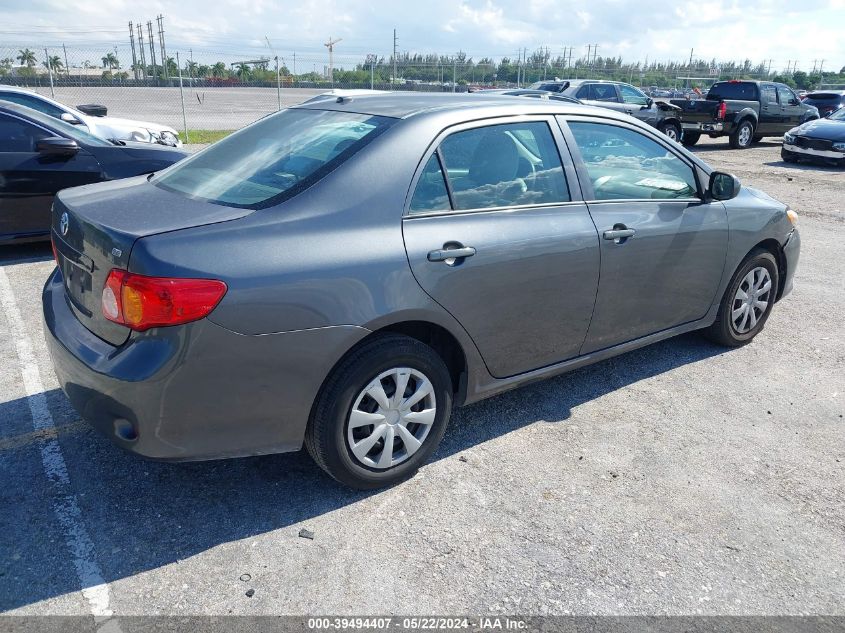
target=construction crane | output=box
[324,36,342,83]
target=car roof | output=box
[295,91,602,120]
[806,90,845,95]
[0,85,47,96]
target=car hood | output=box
[788,118,845,141]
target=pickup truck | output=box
[670,80,819,149]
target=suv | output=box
[669,81,819,148]
[530,79,684,141]
[801,91,845,118]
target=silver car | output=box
[44,94,800,489]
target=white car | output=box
[0,85,181,147]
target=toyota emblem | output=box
[60,212,69,236]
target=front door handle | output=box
[603,225,636,243]
[428,244,476,264]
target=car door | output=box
[402,117,600,378]
[777,84,804,128]
[0,113,102,240]
[559,117,729,354]
[758,84,780,135]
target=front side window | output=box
[619,84,649,106]
[153,108,394,209]
[433,121,570,211]
[777,85,796,105]
[0,114,50,152]
[568,121,698,200]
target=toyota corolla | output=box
[44,94,800,489]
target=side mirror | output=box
[645,97,654,108]
[709,171,741,201]
[36,137,80,157]
[60,112,82,125]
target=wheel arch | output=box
[749,238,788,300]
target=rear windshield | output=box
[805,93,843,101]
[707,82,758,101]
[153,108,394,209]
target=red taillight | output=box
[102,269,227,331]
[716,101,727,120]
[50,237,59,266]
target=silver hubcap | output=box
[739,125,751,146]
[731,267,772,334]
[346,367,436,470]
[665,127,678,140]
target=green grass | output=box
[183,129,235,144]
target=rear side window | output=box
[762,85,777,104]
[424,121,570,212]
[153,109,394,209]
[577,84,619,102]
[568,122,698,200]
[409,154,450,213]
[707,82,758,101]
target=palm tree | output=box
[43,55,64,73]
[235,63,251,80]
[101,52,119,70]
[17,48,37,67]
[211,61,227,78]
[186,60,198,78]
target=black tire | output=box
[305,333,453,489]
[681,132,701,147]
[781,148,798,163]
[659,121,682,143]
[704,249,779,347]
[729,119,755,149]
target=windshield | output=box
[153,108,394,209]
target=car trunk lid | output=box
[51,175,252,346]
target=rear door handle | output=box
[427,245,476,263]
[603,226,636,243]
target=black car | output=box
[529,79,684,141]
[0,101,187,244]
[801,91,845,118]
[782,106,845,166]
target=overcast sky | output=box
[2,0,843,72]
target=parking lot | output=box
[0,135,843,617]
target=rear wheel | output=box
[305,333,453,489]
[704,249,779,347]
[729,120,755,149]
[681,132,701,147]
[659,121,682,142]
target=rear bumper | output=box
[43,268,370,460]
[682,121,724,133]
[780,229,800,300]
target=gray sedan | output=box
[44,94,800,489]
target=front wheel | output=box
[659,121,682,142]
[681,132,701,147]
[704,249,779,347]
[729,120,755,149]
[305,333,453,489]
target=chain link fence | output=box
[2,44,842,138]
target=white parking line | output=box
[0,267,113,617]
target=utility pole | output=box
[44,48,55,97]
[62,43,69,79]
[157,15,168,81]
[392,29,398,88]
[453,56,457,92]
[128,22,138,80]
[593,44,599,67]
[176,51,188,143]
[147,21,157,81]
[136,23,146,77]
[819,59,825,74]
[266,36,281,110]
[324,36,341,84]
[766,59,772,77]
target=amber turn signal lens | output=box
[786,209,798,225]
